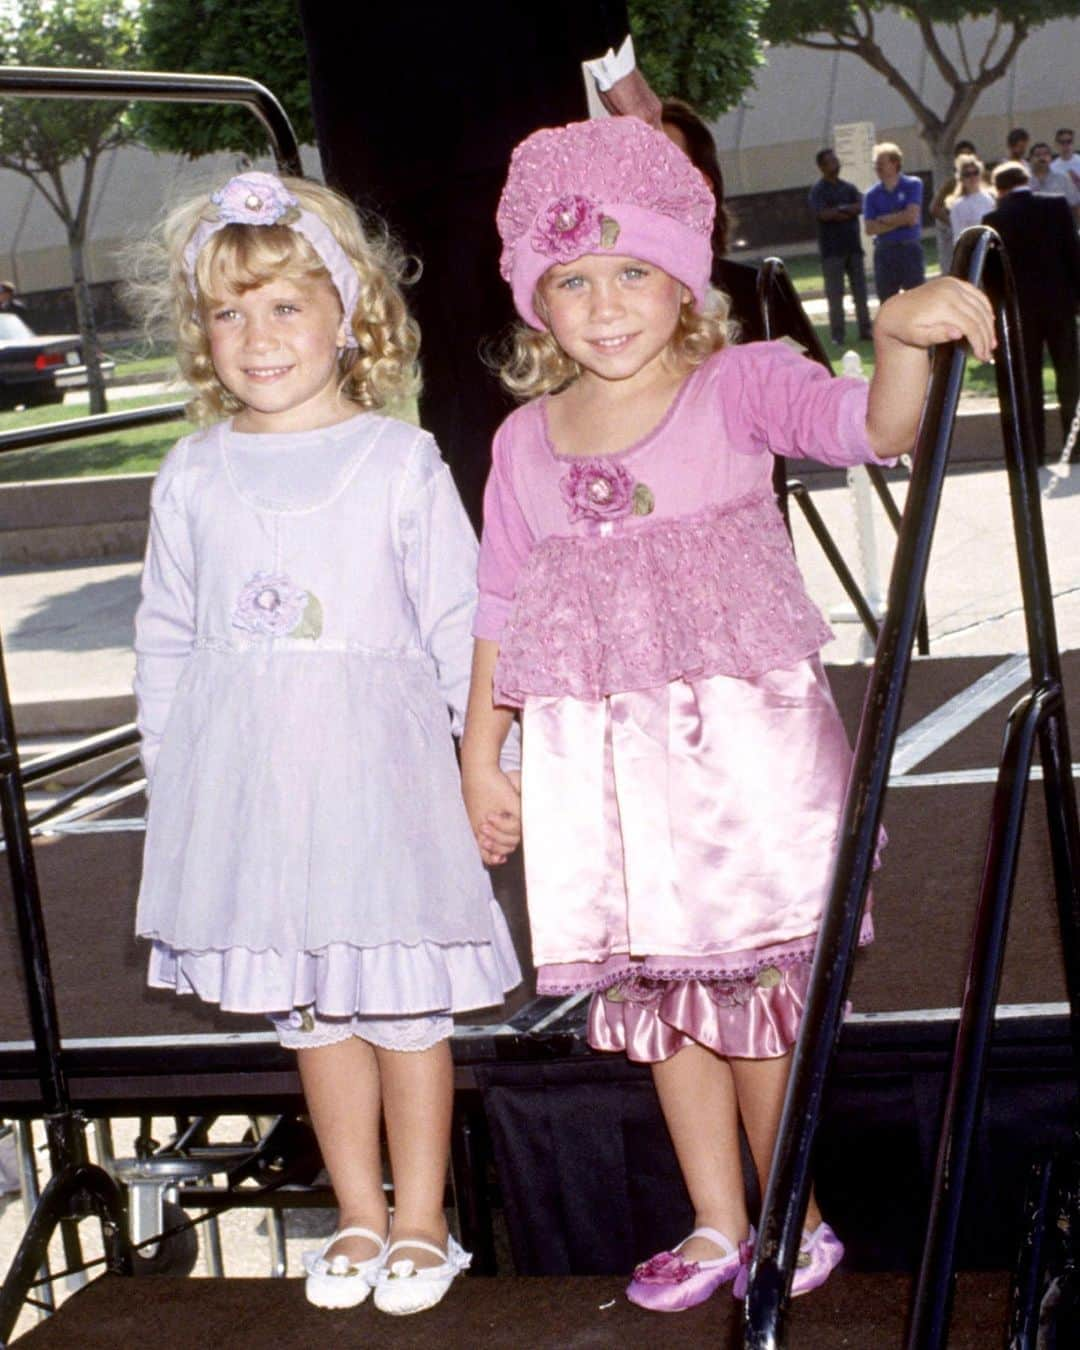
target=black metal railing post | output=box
[743,226,1055,1348]
[904,228,1080,1349]
[0,63,304,1333]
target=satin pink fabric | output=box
[587,962,812,1062]
[522,659,865,968]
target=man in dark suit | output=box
[984,161,1080,462]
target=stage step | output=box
[16,1269,1010,1348]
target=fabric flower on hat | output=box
[532,195,603,261]
[211,172,299,226]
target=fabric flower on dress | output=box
[532,194,604,261]
[232,572,317,638]
[210,172,299,227]
[561,458,651,522]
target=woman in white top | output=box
[948,155,996,243]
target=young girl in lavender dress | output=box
[462,117,994,1312]
[133,172,520,1315]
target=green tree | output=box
[0,0,140,413]
[761,2,1080,180]
[137,0,312,158]
[629,0,768,118]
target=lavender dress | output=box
[134,413,520,1018]
[475,343,880,1063]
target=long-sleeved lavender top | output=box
[474,341,885,706]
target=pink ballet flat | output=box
[625,1226,746,1312]
[731,1226,757,1300]
[791,1221,844,1296]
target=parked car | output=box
[0,312,115,411]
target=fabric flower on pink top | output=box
[211,172,299,226]
[561,458,634,521]
[532,194,603,261]
[560,458,655,523]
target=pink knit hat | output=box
[497,117,715,330]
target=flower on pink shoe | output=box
[632,1250,699,1285]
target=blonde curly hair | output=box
[498,286,732,401]
[128,176,419,424]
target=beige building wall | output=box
[2,12,1078,292]
[711,12,1080,197]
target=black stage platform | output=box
[14,1269,1012,1349]
[1,650,1076,1286]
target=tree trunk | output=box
[66,229,107,417]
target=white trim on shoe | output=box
[304,1225,388,1309]
[372,1234,472,1315]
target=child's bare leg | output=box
[298,1038,388,1262]
[376,1039,454,1269]
[730,1052,823,1230]
[652,1044,749,1260]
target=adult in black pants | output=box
[984,161,1080,463]
[298,1,636,526]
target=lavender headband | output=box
[182,172,360,347]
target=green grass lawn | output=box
[0,393,190,483]
[810,319,1057,401]
[767,237,942,297]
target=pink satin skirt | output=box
[521,659,875,1062]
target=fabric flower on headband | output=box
[209,172,300,227]
[181,171,362,346]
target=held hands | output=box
[875,276,996,363]
[463,764,521,867]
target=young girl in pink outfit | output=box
[133,172,520,1315]
[462,117,994,1311]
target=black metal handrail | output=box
[744,227,1080,1347]
[756,259,928,654]
[0,67,301,175]
[0,403,187,457]
[21,724,139,787]
[0,64,304,1339]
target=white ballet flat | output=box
[303,1225,388,1309]
[372,1234,471,1315]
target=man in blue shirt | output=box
[864,141,925,302]
[808,148,872,346]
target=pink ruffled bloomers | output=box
[539,912,873,1064]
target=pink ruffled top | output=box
[475,342,884,706]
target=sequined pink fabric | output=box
[493,492,832,706]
